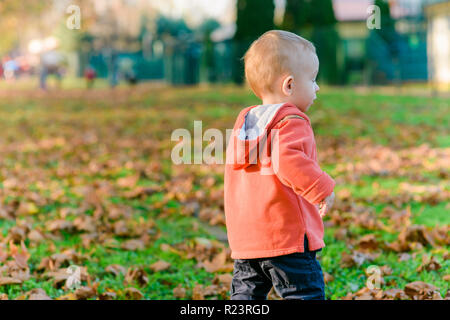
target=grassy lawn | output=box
[0,82,448,300]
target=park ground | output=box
[0,81,448,300]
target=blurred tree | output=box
[197,19,221,83]
[309,0,337,26]
[232,0,275,85]
[197,19,221,38]
[234,0,275,41]
[0,0,51,15]
[0,0,52,55]
[281,0,340,84]
[155,16,192,40]
[309,0,340,84]
[280,0,311,31]
[373,0,399,57]
[367,0,400,84]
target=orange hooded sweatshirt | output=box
[224,102,335,259]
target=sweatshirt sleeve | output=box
[272,118,335,205]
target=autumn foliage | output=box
[0,84,448,300]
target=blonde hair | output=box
[243,30,316,98]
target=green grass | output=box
[0,83,448,300]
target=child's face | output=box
[286,51,320,113]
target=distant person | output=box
[84,66,97,89]
[224,30,335,300]
[39,50,64,90]
[124,69,138,86]
[3,56,19,81]
[107,51,118,88]
[118,58,137,86]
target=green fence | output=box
[78,26,429,86]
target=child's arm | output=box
[273,118,335,205]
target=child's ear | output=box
[282,75,294,96]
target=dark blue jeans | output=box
[230,236,325,300]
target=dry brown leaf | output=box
[0,277,22,286]
[399,225,435,247]
[124,287,143,300]
[340,250,379,268]
[117,175,140,188]
[173,284,187,299]
[212,273,233,287]
[382,289,409,300]
[99,291,117,300]
[16,202,39,216]
[201,251,233,273]
[27,288,52,300]
[380,265,393,276]
[121,239,145,251]
[56,293,78,300]
[9,240,30,269]
[45,266,89,288]
[27,229,45,243]
[125,267,148,286]
[358,234,378,250]
[404,281,442,300]
[267,287,282,300]
[8,226,27,242]
[113,220,130,237]
[105,264,127,277]
[46,219,75,233]
[323,272,335,284]
[74,286,96,300]
[417,255,441,272]
[149,260,171,272]
[192,284,205,300]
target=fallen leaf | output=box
[9,240,30,269]
[105,264,127,277]
[16,202,39,216]
[27,229,45,243]
[341,250,379,268]
[212,273,233,287]
[323,272,335,284]
[74,286,96,300]
[399,225,435,247]
[124,287,143,300]
[0,277,22,286]
[117,175,140,188]
[125,267,148,286]
[192,284,205,300]
[417,255,441,272]
[201,251,233,273]
[27,288,52,300]
[121,239,145,251]
[173,284,186,299]
[358,234,378,250]
[149,260,171,272]
[404,281,442,300]
[46,219,75,233]
[381,289,408,300]
[99,291,117,300]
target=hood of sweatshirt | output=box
[227,102,309,170]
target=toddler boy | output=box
[224,30,336,300]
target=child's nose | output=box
[315,83,320,92]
